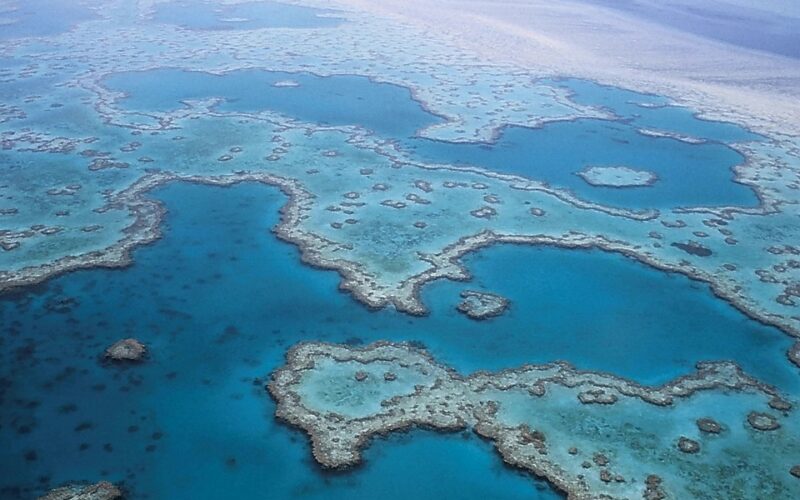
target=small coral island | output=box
[104,338,147,362]
[39,481,122,500]
[456,290,510,319]
[577,165,658,188]
[269,341,800,499]
[272,79,300,88]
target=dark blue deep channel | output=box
[0,183,795,498]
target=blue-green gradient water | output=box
[103,68,760,210]
[0,182,795,498]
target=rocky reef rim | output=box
[1,168,797,351]
[268,340,790,500]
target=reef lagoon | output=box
[2,1,800,499]
[0,183,565,499]
[103,68,761,210]
[1,182,795,498]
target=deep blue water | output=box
[584,0,800,59]
[103,68,760,209]
[150,0,344,30]
[426,244,797,392]
[0,182,794,498]
[0,0,98,39]
[0,183,559,499]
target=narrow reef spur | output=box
[269,341,800,499]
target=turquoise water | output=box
[0,183,558,499]
[103,69,440,139]
[150,0,344,30]
[407,78,760,209]
[0,182,794,498]
[0,71,58,101]
[550,78,760,143]
[404,119,756,209]
[103,68,759,209]
[424,245,797,391]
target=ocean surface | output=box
[2,12,795,496]
[0,0,98,40]
[150,0,344,30]
[102,69,437,139]
[103,69,761,209]
[0,182,792,498]
[584,0,800,59]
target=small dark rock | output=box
[747,411,781,431]
[769,397,792,412]
[104,338,146,362]
[593,453,609,466]
[696,417,722,434]
[677,437,700,454]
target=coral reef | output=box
[577,165,658,188]
[456,290,510,319]
[269,341,799,499]
[38,482,122,500]
[104,339,146,362]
